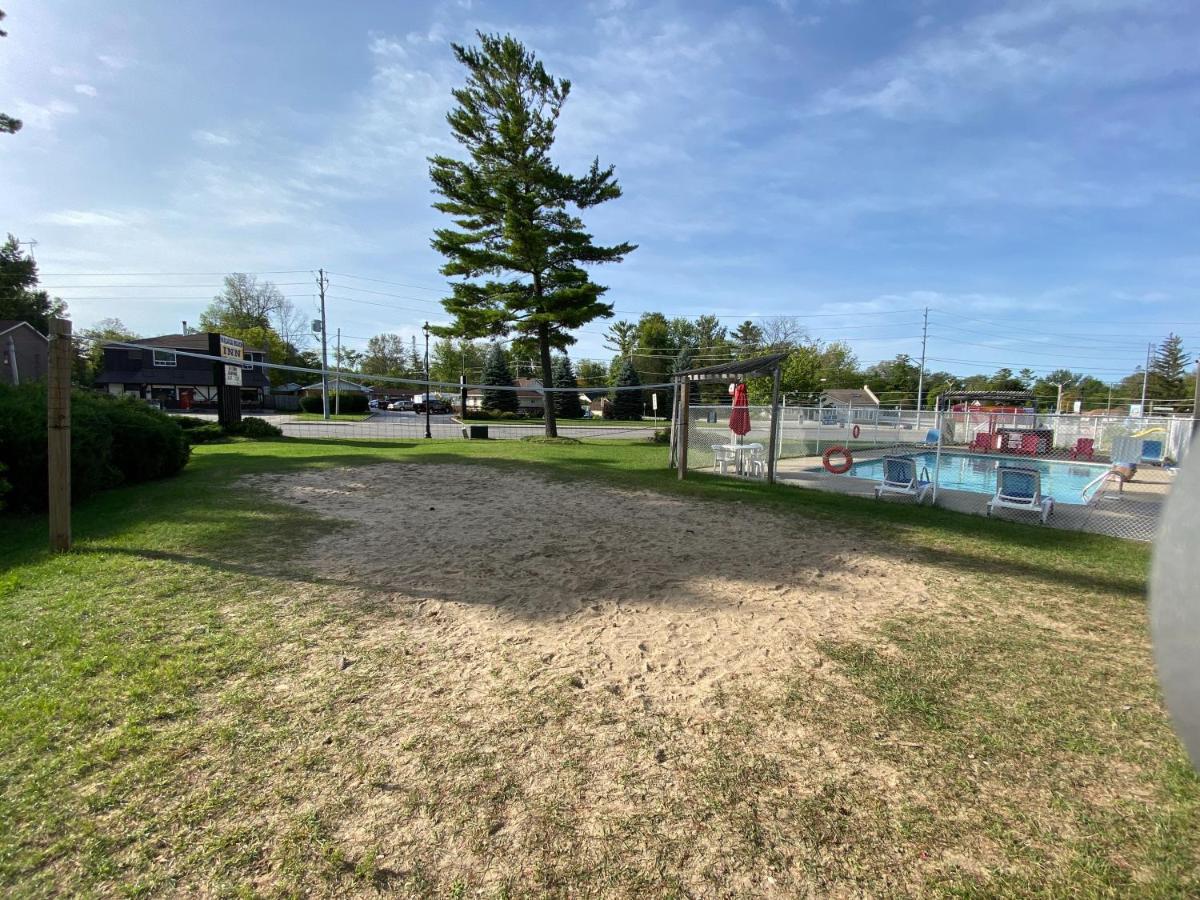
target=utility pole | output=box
[1139,342,1152,418]
[335,327,342,416]
[423,322,432,439]
[915,306,929,428]
[317,269,330,421]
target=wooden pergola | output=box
[670,351,789,484]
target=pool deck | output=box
[773,452,1172,541]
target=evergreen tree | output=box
[429,33,636,438]
[1151,333,1190,399]
[672,345,695,375]
[0,235,64,332]
[551,354,583,418]
[1,11,22,135]
[611,358,642,420]
[481,343,518,412]
[732,320,763,356]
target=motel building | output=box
[94,332,270,410]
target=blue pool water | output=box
[822,451,1106,505]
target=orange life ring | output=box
[822,445,854,474]
[852,424,861,439]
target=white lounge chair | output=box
[986,466,1054,524]
[873,456,932,504]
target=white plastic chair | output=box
[744,443,767,477]
[713,445,736,475]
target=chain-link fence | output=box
[683,403,1190,542]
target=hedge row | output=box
[0,384,191,512]
[299,392,369,414]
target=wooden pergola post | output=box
[767,364,782,485]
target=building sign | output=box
[225,364,243,387]
[219,335,244,362]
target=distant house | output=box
[94,333,269,409]
[465,378,545,414]
[0,320,49,385]
[818,386,879,409]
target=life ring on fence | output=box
[822,445,854,474]
[852,424,861,439]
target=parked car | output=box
[387,398,413,411]
[368,398,381,410]
[413,394,451,414]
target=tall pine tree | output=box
[1151,333,1190,400]
[481,343,519,413]
[429,33,636,437]
[611,358,643,420]
[551,354,583,418]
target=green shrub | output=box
[651,428,671,444]
[0,384,190,512]
[0,461,8,512]
[298,392,369,414]
[173,415,210,430]
[520,435,581,444]
[229,417,283,438]
[186,424,226,445]
[467,408,544,421]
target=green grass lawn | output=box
[1,437,1196,895]
[293,412,374,422]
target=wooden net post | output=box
[48,318,72,552]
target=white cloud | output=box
[97,53,132,71]
[13,98,78,130]
[40,209,135,228]
[813,0,1200,120]
[74,84,98,97]
[192,129,235,146]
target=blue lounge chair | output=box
[986,466,1054,524]
[873,456,932,504]
[923,429,940,446]
[1141,438,1165,465]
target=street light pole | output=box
[423,322,432,439]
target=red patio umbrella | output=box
[729,382,751,441]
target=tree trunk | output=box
[537,321,558,438]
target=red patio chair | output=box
[968,432,992,452]
[1069,437,1095,460]
[1019,432,1040,456]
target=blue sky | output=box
[3,0,1199,383]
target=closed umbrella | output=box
[729,382,751,442]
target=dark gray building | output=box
[94,332,270,409]
[0,320,49,385]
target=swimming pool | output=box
[818,451,1107,505]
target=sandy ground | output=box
[250,464,936,721]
